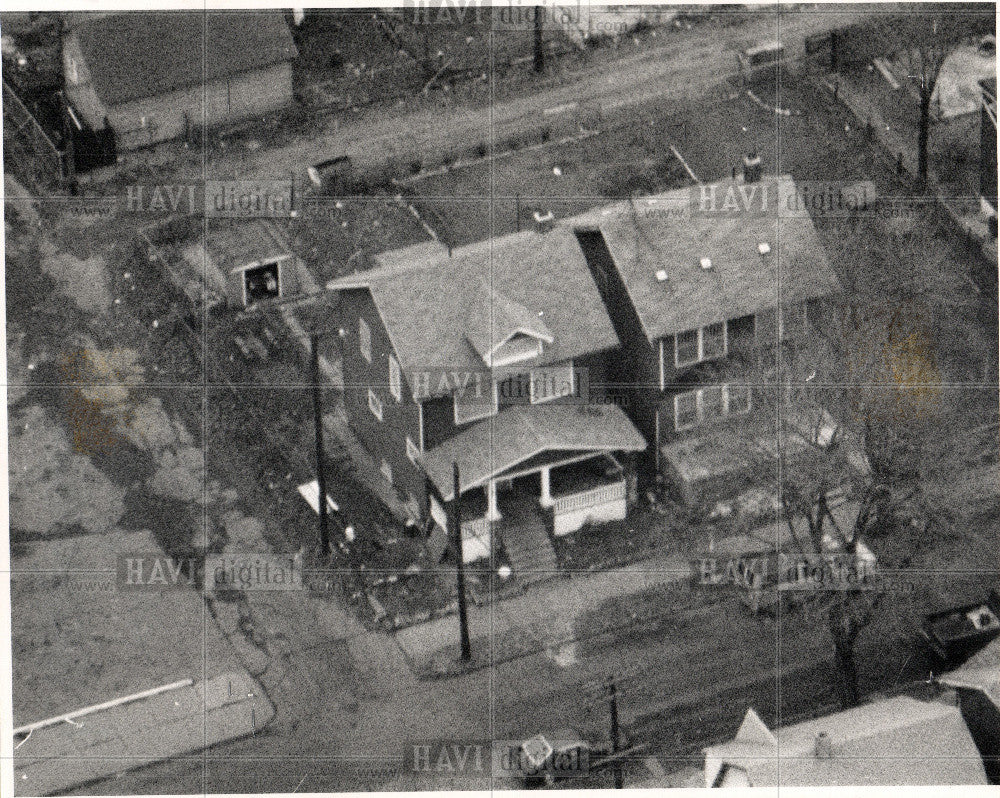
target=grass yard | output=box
[277,193,432,283]
[403,73,911,249]
[406,122,696,246]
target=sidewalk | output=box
[13,671,274,797]
[395,499,861,678]
[393,553,693,677]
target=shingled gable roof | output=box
[562,176,842,342]
[326,228,620,398]
[704,698,987,787]
[71,12,297,106]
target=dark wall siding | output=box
[339,289,424,506]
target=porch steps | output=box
[500,503,558,584]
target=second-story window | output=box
[675,329,700,367]
[388,355,402,402]
[702,322,726,359]
[674,321,728,368]
[454,381,498,425]
[359,317,372,363]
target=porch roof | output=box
[422,404,646,500]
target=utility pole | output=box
[533,6,545,73]
[609,677,623,789]
[310,334,330,557]
[452,462,472,661]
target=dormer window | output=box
[487,332,546,368]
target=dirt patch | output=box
[10,529,242,727]
[8,403,127,539]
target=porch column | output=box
[486,480,502,521]
[539,466,554,508]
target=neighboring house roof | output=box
[563,177,842,342]
[420,404,646,499]
[327,228,620,397]
[940,635,1000,706]
[703,698,987,787]
[70,11,297,106]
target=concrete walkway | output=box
[13,672,274,796]
[393,553,693,676]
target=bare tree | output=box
[893,16,975,189]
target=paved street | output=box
[107,6,877,183]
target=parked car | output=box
[737,41,786,85]
[511,729,601,787]
[921,589,1000,667]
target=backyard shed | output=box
[179,220,313,310]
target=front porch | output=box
[445,452,632,566]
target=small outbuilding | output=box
[63,11,298,150]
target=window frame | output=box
[358,316,372,363]
[367,388,383,421]
[453,381,499,425]
[724,383,752,416]
[674,329,701,368]
[673,321,728,368]
[674,383,751,431]
[388,354,402,402]
[529,362,574,405]
[674,389,700,431]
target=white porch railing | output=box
[553,479,626,514]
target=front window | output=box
[674,390,699,430]
[454,380,498,425]
[701,385,725,422]
[674,383,750,431]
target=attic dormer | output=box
[465,282,554,368]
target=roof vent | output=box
[700,257,713,270]
[655,269,669,282]
[814,732,833,759]
[757,242,771,255]
[533,210,555,232]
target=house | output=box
[325,229,646,567]
[703,698,988,787]
[939,634,1000,783]
[62,11,297,150]
[562,175,843,502]
[980,77,997,229]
